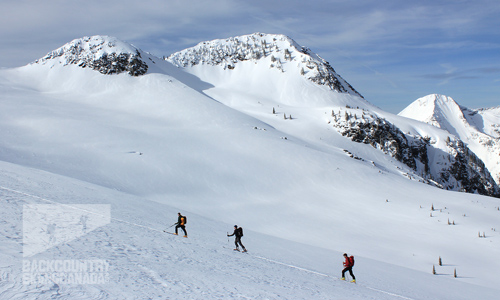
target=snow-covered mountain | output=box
[166,33,499,197]
[167,33,362,98]
[400,94,500,184]
[1,34,499,299]
[34,36,149,76]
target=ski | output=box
[233,248,248,253]
[163,230,187,237]
[223,246,247,253]
[340,278,356,284]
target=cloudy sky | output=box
[2,0,499,113]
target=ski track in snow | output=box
[1,185,417,300]
[251,255,415,300]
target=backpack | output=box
[182,215,187,225]
[349,256,355,267]
[237,227,243,237]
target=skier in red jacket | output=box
[341,253,356,282]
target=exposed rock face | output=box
[333,111,500,197]
[443,139,498,196]
[77,52,148,76]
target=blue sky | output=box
[1,0,499,113]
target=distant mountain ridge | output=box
[166,33,362,98]
[24,35,500,197]
[400,94,500,184]
[332,106,499,196]
[33,33,362,98]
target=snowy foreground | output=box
[0,161,498,300]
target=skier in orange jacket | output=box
[175,212,187,237]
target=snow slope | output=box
[0,35,499,298]
[399,94,500,184]
[1,161,498,300]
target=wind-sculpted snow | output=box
[167,33,362,97]
[33,36,148,76]
[473,106,500,138]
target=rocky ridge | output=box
[33,35,148,76]
[166,33,362,97]
[331,106,500,197]
[400,94,500,185]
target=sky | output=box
[1,0,499,113]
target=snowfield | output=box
[1,161,498,300]
[0,34,499,299]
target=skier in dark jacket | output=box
[341,253,355,282]
[175,212,187,237]
[227,225,246,252]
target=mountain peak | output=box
[167,33,362,97]
[399,94,465,129]
[33,35,148,76]
[400,94,500,185]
